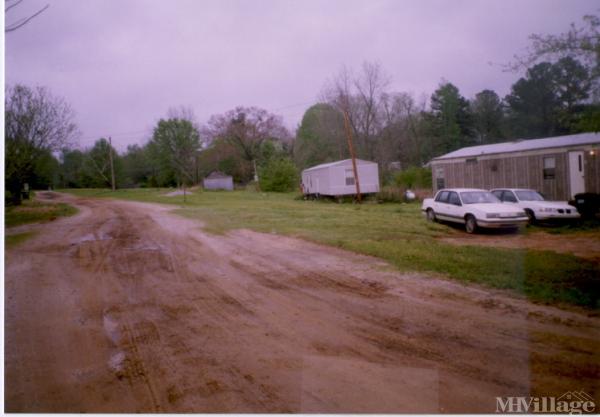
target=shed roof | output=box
[205,171,232,180]
[431,132,600,161]
[303,158,376,173]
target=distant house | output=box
[301,159,380,196]
[429,132,600,200]
[203,171,233,191]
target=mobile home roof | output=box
[431,132,600,161]
[303,159,376,172]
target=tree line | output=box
[5,13,599,202]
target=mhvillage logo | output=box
[496,391,595,414]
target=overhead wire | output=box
[74,99,316,149]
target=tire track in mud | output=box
[83,205,272,412]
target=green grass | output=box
[63,188,600,309]
[5,231,37,248]
[5,199,78,227]
[525,218,600,235]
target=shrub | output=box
[377,186,405,203]
[394,166,432,189]
[259,158,299,192]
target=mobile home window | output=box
[543,157,556,180]
[345,168,355,186]
[435,166,445,190]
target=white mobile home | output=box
[301,159,380,196]
[429,132,600,200]
[203,171,234,191]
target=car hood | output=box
[466,203,525,214]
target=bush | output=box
[377,186,405,203]
[259,158,299,192]
[394,166,432,189]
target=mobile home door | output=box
[568,151,585,198]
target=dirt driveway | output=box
[5,193,600,412]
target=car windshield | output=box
[460,191,500,204]
[515,190,545,201]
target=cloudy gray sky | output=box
[5,0,598,151]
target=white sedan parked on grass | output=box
[421,188,529,233]
[490,188,580,223]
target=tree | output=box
[58,148,86,188]
[426,82,474,156]
[258,158,299,192]
[470,89,506,144]
[83,138,122,188]
[552,56,591,131]
[509,13,600,99]
[204,106,290,182]
[505,58,591,138]
[150,109,201,192]
[30,149,59,189]
[322,62,390,161]
[294,103,345,169]
[508,13,600,132]
[197,138,252,184]
[378,91,429,172]
[5,84,78,204]
[505,62,559,138]
[121,144,154,187]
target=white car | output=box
[490,188,580,223]
[421,188,529,233]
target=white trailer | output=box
[301,159,380,196]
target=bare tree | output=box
[5,84,78,203]
[322,62,390,161]
[5,0,50,33]
[204,106,290,182]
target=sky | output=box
[5,0,599,151]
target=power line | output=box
[271,100,314,112]
[77,128,152,143]
[75,99,316,147]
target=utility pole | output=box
[108,136,116,191]
[342,110,361,203]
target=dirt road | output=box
[5,193,600,412]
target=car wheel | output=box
[525,209,536,225]
[426,208,436,222]
[465,215,478,234]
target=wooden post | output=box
[342,110,361,203]
[108,136,116,191]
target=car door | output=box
[491,190,504,201]
[446,191,464,223]
[501,190,519,205]
[433,191,451,221]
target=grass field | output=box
[64,188,600,309]
[5,231,38,248]
[5,199,78,228]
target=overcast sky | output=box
[5,0,598,151]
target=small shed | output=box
[301,159,380,196]
[203,171,234,191]
[429,132,600,200]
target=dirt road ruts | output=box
[5,192,599,412]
